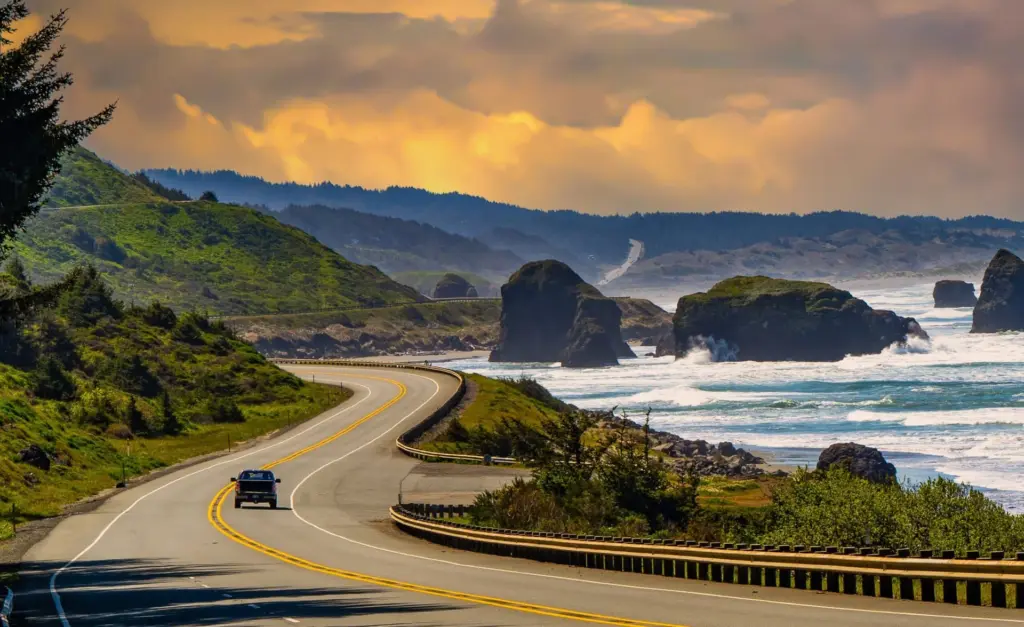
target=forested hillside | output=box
[272,204,523,281]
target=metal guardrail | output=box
[1,585,13,627]
[269,358,515,465]
[392,505,1024,608]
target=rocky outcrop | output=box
[490,260,634,368]
[817,443,896,483]
[614,297,673,345]
[432,273,478,299]
[933,280,977,308]
[972,249,1024,333]
[599,414,773,479]
[19,444,51,471]
[670,276,928,362]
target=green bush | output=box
[33,356,77,401]
[140,302,177,329]
[761,468,1024,552]
[205,397,245,424]
[70,387,122,429]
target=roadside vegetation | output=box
[0,260,344,541]
[439,376,1024,553]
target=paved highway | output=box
[12,364,1024,626]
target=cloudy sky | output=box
[15,0,1024,217]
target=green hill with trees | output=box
[14,148,423,314]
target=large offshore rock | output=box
[972,249,1024,333]
[817,442,896,484]
[671,276,927,362]
[490,260,634,367]
[432,273,478,299]
[933,280,977,308]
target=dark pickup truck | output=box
[231,469,281,509]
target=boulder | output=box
[670,276,928,362]
[432,273,478,299]
[18,444,51,471]
[933,280,977,308]
[816,442,896,484]
[972,249,1024,333]
[490,260,635,367]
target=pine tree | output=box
[126,395,146,436]
[0,0,115,253]
[161,390,181,435]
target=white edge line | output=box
[286,370,1024,625]
[48,379,373,627]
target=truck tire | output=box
[269,499,278,509]
[234,499,241,509]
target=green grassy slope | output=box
[419,374,562,455]
[45,147,165,207]
[0,270,343,541]
[15,150,423,314]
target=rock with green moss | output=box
[669,276,927,362]
[432,273,478,299]
[490,260,634,367]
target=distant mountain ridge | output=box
[269,204,523,281]
[145,168,1024,286]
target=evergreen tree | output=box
[199,190,218,202]
[126,395,146,436]
[0,0,115,253]
[161,390,181,435]
[57,264,121,325]
[3,255,28,293]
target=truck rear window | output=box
[239,471,273,480]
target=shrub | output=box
[125,396,147,435]
[57,265,122,326]
[199,190,219,202]
[161,391,182,435]
[761,468,1024,552]
[33,356,77,401]
[93,237,126,263]
[105,423,133,440]
[206,397,245,423]
[101,353,161,397]
[141,302,177,329]
[172,315,205,344]
[71,387,122,429]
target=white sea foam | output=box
[848,408,1024,426]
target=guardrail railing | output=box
[391,504,1024,608]
[270,358,515,465]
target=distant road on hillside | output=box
[598,238,644,286]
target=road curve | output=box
[12,364,1024,627]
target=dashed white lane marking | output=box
[248,603,260,609]
[200,584,209,589]
[222,593,233,598]
[49,381,374,627]
[284,619,299,624]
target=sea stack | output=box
[490,260,634,367]
[671,276,927,362]
[432,273,478,299]
[933,280,977,308]
[972,249,1024,333]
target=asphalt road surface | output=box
[12,364,1024,626]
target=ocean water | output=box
[446,280,1024,512]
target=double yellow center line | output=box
[206,372,686,627]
